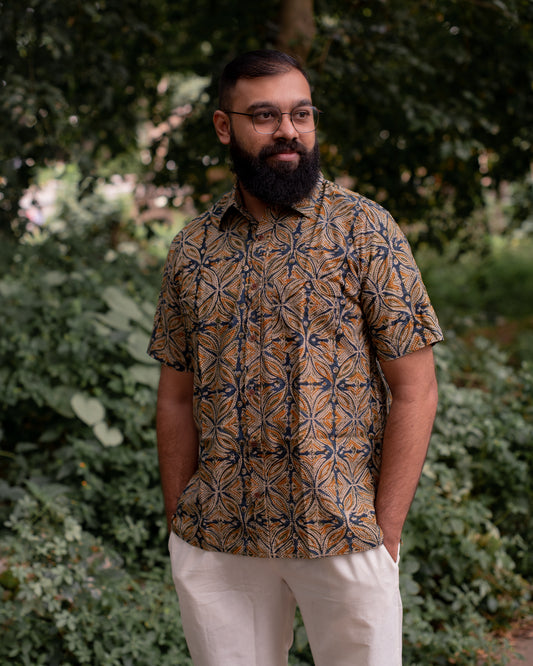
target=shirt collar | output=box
[216,174,326,229]
[290,174,326,219]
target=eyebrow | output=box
[245,98,313,112]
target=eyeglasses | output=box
[223,105,321,134]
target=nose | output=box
[273,112,299,140]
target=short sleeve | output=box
[147,240,194,372]
[353,202,443,360]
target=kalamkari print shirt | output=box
[148,176,443,558]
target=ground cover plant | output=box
[1,195,531,664]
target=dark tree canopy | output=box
[1,0,532,244]
[309,0,533,242]
[0,0,168,227]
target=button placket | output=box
[244,225,267,522]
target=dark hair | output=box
[218,49,308,109]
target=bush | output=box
[400,338,532,664]
[1,196,532,664]
[419,236,533,342]
[0,484,191,666]
[0,202,167,571]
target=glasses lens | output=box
[252,108,281,134]
[291,106,318,132]
[251,106,319,134]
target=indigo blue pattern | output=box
[148,176,443,558]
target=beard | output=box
[229,134,320,207]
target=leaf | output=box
[26,479,73,502]
[71,393,106,426]
[44,386,76,418]
[95,310,132,332]
[93,319,112,336]
[93,422,123,447]
[0,480,25,502]
[127,330,158,364]
[129,364,160,388]
[402,558,420,575]
[42,271,67,287]
[401,575,421,596]
[0,569,19,591]
[141,300,157,319]
[0,279,20,297]
[102,286,144,323]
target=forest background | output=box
[1,1,532,664]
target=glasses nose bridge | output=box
[274,110,297,134]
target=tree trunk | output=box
[276,0,316,63]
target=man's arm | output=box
[375,345,439,559]
[156,365,199,531]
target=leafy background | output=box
[1,162,532,666]
[1,0,532,664]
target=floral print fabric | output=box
[148,176,443,558]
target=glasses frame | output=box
[223,105,321,134]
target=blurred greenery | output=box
[1,1,532,663]
[0,173,532,665]
[420,235,533,364]
[1,0,532,244]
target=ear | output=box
[213,110,231,145]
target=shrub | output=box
[419,236,533,348]
[0,216,166,571]
[0,483,191,666]
[1,195,531,664]
[399,339,532,664]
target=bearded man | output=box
[148,49,443,666]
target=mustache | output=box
[259,140,307,159]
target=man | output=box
[148,49,442,666]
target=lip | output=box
[269,151,300,162]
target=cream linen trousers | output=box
[169,532,403,666]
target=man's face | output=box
[223,69,320,206]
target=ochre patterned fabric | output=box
[148,176,443,558]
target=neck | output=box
[239,185,270,222]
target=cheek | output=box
[300,133,317,152]
[246,139,265,155]
[233,128,270,155]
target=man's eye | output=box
[254,110,276,121]
[294,108,311,120]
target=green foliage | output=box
[2,0,532,247]
[153,0,533,244]
[308,0,533,241]
[0,189,166,570]
[419,234,533,369]
[0,484,191,666]
[399,338,532,664]
[0,0,168,232]
[1,195,532,664]
[420,235,533,322]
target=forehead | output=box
[230,68,312,111]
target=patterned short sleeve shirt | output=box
[148,176,443,558]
